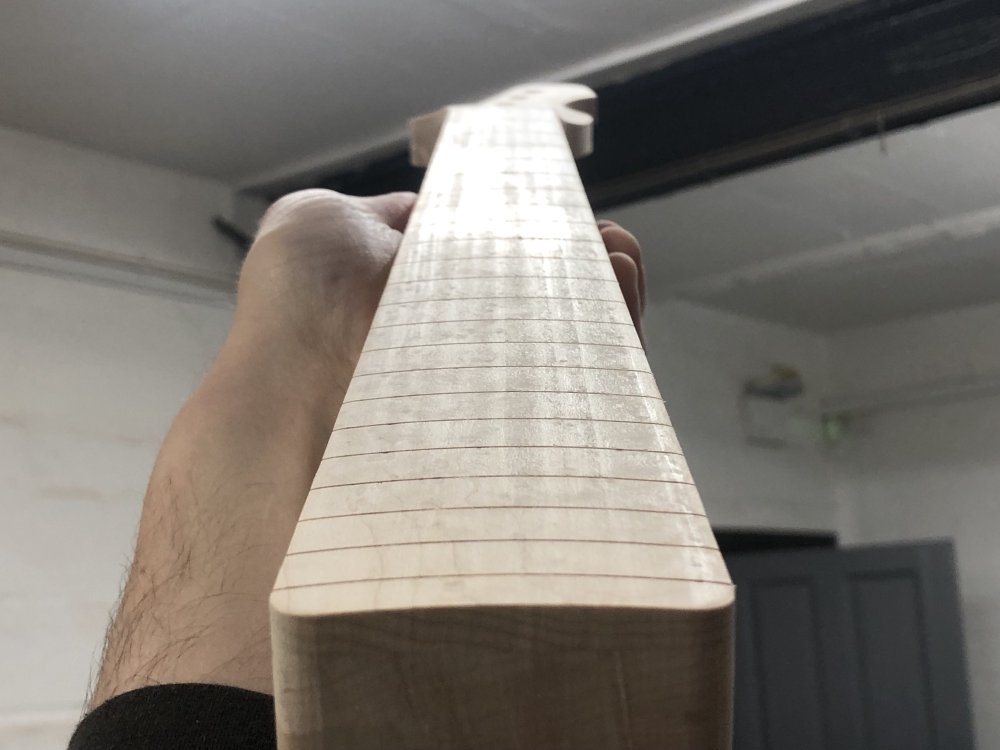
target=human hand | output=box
[225,189,417,421]
[225,193,646,421]
[599,219,646,344]
[90,189,648,708]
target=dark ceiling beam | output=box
[302,0,1000,211]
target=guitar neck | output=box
[271,85,734,750]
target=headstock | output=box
[408,82,597,167]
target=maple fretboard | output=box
[271,85,734,750]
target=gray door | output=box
[725,540,975,750]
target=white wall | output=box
[829,300,1000,750]
[645,299,836,529]
[0,127,238,749]
[0,125,238,277]
[649,297,999,745]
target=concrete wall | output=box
[0,126,237,749]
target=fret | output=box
[271,83,733,750]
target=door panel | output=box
[851,573,933,749]
[725,540,974,750]
[752,580,829,750]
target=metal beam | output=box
[296,0,1000,211]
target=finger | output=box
[609,251,644,347]
[599,223,646,313]
[360,192,418,233]
[257,188,342,236]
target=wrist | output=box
[92,321,353,705]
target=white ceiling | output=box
[0,0,779,185]
[3,0,996,333]
[605,103,1000,331]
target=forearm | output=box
[91,335,347,706]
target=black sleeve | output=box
[68,684,276,750]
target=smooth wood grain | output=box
[271,84,734,750]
